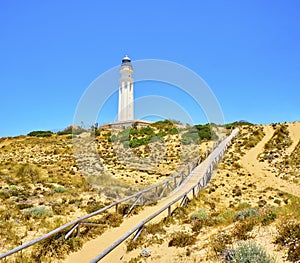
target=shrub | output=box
[190,208,209,221]
[151,119,174,128]
[139,126,155,136]
[232,219,257,240]
[54,186,69,193]
[190,208,210,232]
[261,212,276,226]
[24,206,53,218]
[225,121,253,129]
[129,137,150,148]
[215,210,235,224]
[168,231,196,247]
[275,220,300,262]
[168,127,178,135]
[182,130,200,145]
[211,232,232,254]
[234,209,258,221]
[101,212,123,228]
[27,130,53,137]
[264,125,292,151]
[145,222,166,235]
[85,201,105,214]
[32,234,83,260]
[57,125,86,135]
[231,242,275,263]
[17,164,41,183]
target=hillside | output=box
[112,122,300,263]
[0,122,221,259]
[1,122,299,262]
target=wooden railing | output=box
[89,130,238,262]
[0,131,237,260]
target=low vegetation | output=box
[264,124,292,151]
[2,122,299,262]
[230,242,275,263]
[27,130,53,137]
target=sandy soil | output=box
[240,125,300,197]
[62,131,238,263]
[286,122,300,155]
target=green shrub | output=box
[232,219,257,240]
[108,134,117,142]
[54,186,69,193]
[145,222,166,235]
[191,208,209,221]
[215,210,235,224]
[139,126,155,136]
[168,127,178,135]
[225,121,253,129]
[275,220,300,262]
[261,212,276,226]
[264,125,292,151]
[151,119,174,128]
[211,232,232,254]
[129,137,150,148]
[182,124,218,145]
[182,130,199,145]
[24,206,53,218]
[234,209,258,221]
[17,164,41,183]
[57,125,86,135]
[190,208,211,232]
[168,231,196,247]
[85,201,105,214]
[27,130,53,137]
[32,234,83,260]
[57,126,73,135]
[231,242,275,263]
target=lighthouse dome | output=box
[122,55,131,63]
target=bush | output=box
[145,222,166,235]
[211,232,233,254]
[101,212,123,228]
[27,130,53,137]
[129,137,150,148]
[215,210,235,224]
[168,231,196,247]
[275,220,300,262]
[182,130,199,145]
[225,121,253,129]
[190,208,211,232]
[234,209,258,221]
[32,234,83,260]
[85,201,105,214]
[261,212,276,226]
[54,186,69,193]
[182,124,218,145]
[264,125,292,151]
[57,126,86,135]
[231,242,275,263]
[190,208,209,221]
[24,206,53,218]
[17,164,41,183]
[232,219,257,240]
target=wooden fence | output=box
[0,131,237,261]
[89,130,238,262]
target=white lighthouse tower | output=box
[118,55,134,122]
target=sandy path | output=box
[286,122,300,154]
[62,131,238,263]
[240,125,300,197]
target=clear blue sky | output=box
[1,1,299,137]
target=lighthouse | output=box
[118,55,134,121]
[103,55,151,128]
